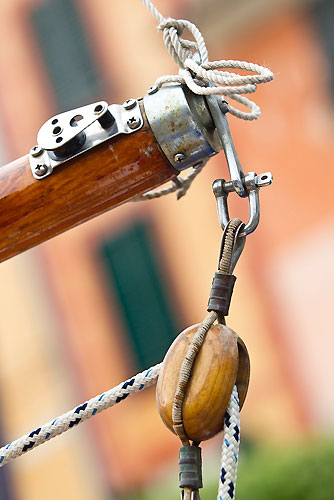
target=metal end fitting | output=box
[143,84,221,172]
[179,445,203,490]
[207,272,236,315]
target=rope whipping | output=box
[134,0,274,201]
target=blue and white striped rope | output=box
[218,385,240,500]
[0,364,240,500]
[0,364,161,467]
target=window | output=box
[311,0,334,101]
[31,0,102,111]
[99,220,182,371]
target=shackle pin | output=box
[213,172,273,237]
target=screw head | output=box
[174,153,185,163]
[147,85,159,95]
[34,164,48,177]
[123,99,136,110]
[30,145,43,158]
[127,116,141,129]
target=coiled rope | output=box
[135,0,274,201]
[0,364,240,500]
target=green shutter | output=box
[311,0,334,100]
[31,0,102,111]
[99,220,182,371]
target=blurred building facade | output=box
[0,0,333,498]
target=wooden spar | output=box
[0,109,178,263]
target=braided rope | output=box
[135,0,274,201]
[0,365,160,467]
[0,362,240,500]
[219,386,240,500]
[132,164,205,201]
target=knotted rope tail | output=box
[135,0,274,201]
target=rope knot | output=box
[135,0,274,201]
[142,0,274,121]
[154,13,273,120]
[157,17,203,70]
[158,17,184,32]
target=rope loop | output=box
[152,13,273,121]
[158,18,209,68]
[136,0,274,200]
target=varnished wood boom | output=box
[0,115,177,263]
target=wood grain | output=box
[0,113,177,262]
[156,323,250,442]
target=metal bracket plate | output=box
[29,99,143,179]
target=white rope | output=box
[140,1,273,116]
[135,0,274,201]
[132,163,205,201]
[0,365,161,467]
[0,362,240,500]
[218,385,240,500]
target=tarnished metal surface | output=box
[143,84,221,171]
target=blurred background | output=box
[0,0,333,498]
